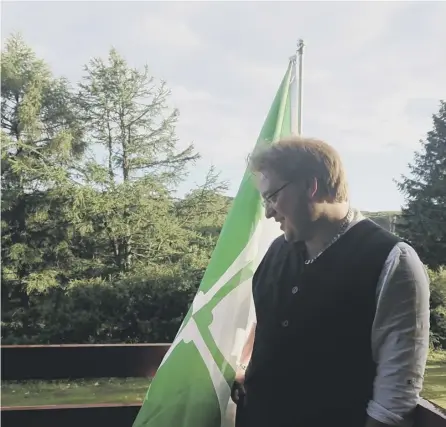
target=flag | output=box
[133,56,297,427]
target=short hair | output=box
[248,136,349,203]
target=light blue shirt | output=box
[351,214,430,426]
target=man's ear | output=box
[306,177,318,200]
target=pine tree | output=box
[1,34,88,341]
[75,49,200,273]
[1,38,230,344]
[1,34,86,294]
[396,100,446,270]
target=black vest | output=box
[244,219,401,427]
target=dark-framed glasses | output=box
[261,181,291,206]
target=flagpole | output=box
[296,39,305,136]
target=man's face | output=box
[257,170,313,243]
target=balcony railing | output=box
[1,344,445,427]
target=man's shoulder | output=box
[378,241,430,301]
[268,234,287,251]
[388,240,426,268]
[348,218,402,251]
[263,233,303,259]
[253,234,289,288]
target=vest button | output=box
[291,286,299,294]
[281,320,289,327]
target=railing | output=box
[1,344,446,427]
[1,344,168,427]
[1,343,169,380]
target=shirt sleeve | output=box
[367,242,430,425]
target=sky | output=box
[2,0,445,211]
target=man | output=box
[231,137,430,427]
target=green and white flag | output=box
[133,56,298,427]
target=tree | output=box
[428,268,446,349]
[396,101,446,270]
[1,34,89,341]
[1,34,85,297]
[1,37,231,345]
[75,49,200,274]
[78,48,198,184]
[1,34,85,187]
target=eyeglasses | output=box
[261,181,291,206]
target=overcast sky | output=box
[2,1,445,211]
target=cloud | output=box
[324,2,401,54]
[170,86,254,161]
[2,0,445,209]
[135,14,203,50]
[404,99,440,123]
[166,84,261,196]
[213,1,445,156]
[130,2,208,52]
[193,4,426,155]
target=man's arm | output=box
[232,322,256,403]
[366,242,430,426]
[236,322,256,377]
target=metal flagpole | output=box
[296,39,305,136]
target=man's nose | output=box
[264,204,275,219]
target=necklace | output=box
[304,208,354,265]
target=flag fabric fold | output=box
[133,57,297,427]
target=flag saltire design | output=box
[133,56,297,427]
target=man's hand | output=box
[231,323,255,404]
[231,367,246,403]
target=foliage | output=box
[1,34,445,350]
[1,267,198,344]
[1,34,87,320]
[1,34,230,344]
[396,101,446,270]
[429,268,446,349]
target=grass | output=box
[1,377,151,407]
[423,351,446,408]
[1,353,445,408]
